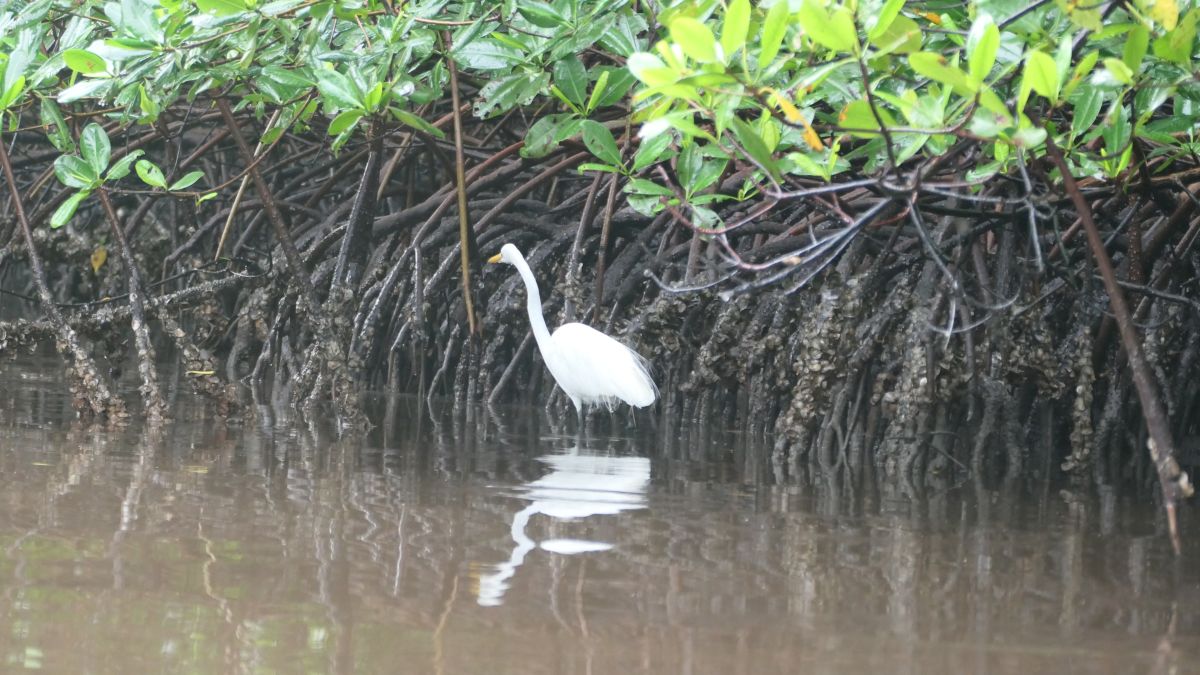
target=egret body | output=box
[488,244,657,417]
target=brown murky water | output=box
[1,358,1198,674]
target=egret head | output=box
[487,243,521,266]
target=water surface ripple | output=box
[0,358,1195,674]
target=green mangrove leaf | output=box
[720,0,750,58]
[313,68,362,111]
[51,190,90,229]
[135,158,166,189]
[1102,57,1133,85]
[62,49,107,74]
[908,52,976,97]
[105,149,144,181]
[582,120,622,166]
[328,108,363,136]
[867,0,906,42]
[168,170,204,191]
[797,0,856,53]
[1024,50,1060,102]
[54,155,98,189]
[966,15,998,84]
[758,0,790,69]
[391,108,445,139]
[669,16,718,64]
[195,0,248,16]
[1152,9,1197,65]
[1123,24,1149,72]
[553,55,588,108]
[80,123,111,175]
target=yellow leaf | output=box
[90,246,107,274]
[764,87,802,123]
[802,123,825,150]
[186,370,216,376]
[762,86,822,148]
[1151,0,1178,30]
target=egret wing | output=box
[550,323,657,408]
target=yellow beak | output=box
[487,253,502,264]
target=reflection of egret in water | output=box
[476,449,650,607]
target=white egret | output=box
[487,243,657,420]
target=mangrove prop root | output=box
[98,188,167,423]
[2,95,1199,550]
[0,137,125,420]
[216,98,363,428]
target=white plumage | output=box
[488,243,657,414]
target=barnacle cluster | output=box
[1063,329,1095,476]
[776,273,867,448]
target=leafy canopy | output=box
[0,0,1196,232]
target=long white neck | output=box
[511,251,554,350]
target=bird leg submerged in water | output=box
[488,243,658,419]
[575,405,586,440]
[570,403,643,439]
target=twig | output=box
[592,116,629,323]
[1043,127,1193,554]
[443,31,480,337]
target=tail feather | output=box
[619,347,657,408]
